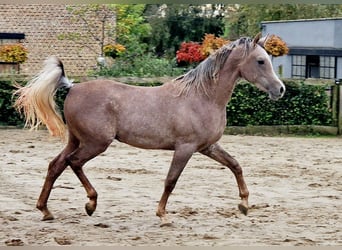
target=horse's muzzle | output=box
[269,85,285,100]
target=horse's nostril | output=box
[280,86,285,94]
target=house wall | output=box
[261,18,342,48]
[334,19,342,48]
[271,56,292,79]
[0,4,116,77]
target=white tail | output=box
[13,56,73,138]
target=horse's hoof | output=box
[159,216,174,227]
[160,222,174,228]
[238,203,248,215]
[42,214,54,221]
[85,202,95,216]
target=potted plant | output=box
[0,43,28,73]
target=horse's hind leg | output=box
[67,138,112,217]
[36,138,78,220]
[200,143,249,215]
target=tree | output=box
[225,4,342,39]
[58,4,116,57]
[114,4,152,58]
[58,4,152,63]
[144,4,226,58]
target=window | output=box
[320,56,335,79]
[291,55,336,79]
[292,55,306,79]
[0,33,25,45]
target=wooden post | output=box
[338,84,342,135]
[332,85,338,128]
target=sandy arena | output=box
[0,129,341,246]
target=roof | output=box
[261,17,342,24]
[289,47,342,56]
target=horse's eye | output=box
[257,60,265,65]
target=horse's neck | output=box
[211,68,240,107]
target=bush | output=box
[0,43,28,63]
[0,78,68,126]
[227,80,333,126]
[0,78,24,125]
[200,33,229,57]
[103,43,126,58]
[176,41,205,65]
[96,54,185,77]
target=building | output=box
[0,4,116,77]
[261,18,342,82]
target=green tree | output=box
[58,4,116,57]
[226,4,342,39]
[144,4,225,58]
[115,4,152,57]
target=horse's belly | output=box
[115,125,175,150]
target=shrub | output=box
[96,54,184,77]
[0,78,68,126]
[176,42,205,65]
[103,43,126,58]
[176,34,229,66]
[227,80,333,126]
[264,35,289,57]
[200,33,229,57]
[0,43,28,63]
[0,78,24,125]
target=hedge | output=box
[0,77,334,128]
[0,77,25,126]
[227,80,333,126]
[0,78,67,126]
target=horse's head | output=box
[237,34,285,100]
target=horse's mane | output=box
[173,37,254,96]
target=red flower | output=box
[176,42,205,65]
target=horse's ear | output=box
[257,34,270,48]
[253,32,262,46]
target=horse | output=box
[13,34,285,226]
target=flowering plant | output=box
[200,33,229,57]
[176,34,229,65]
[264,35,289,57]
[176,42,205,65]
[0,43,28,63]
[103,43,126,58]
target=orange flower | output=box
[200,33,229,57]
[0,43,28,63]
[264,35,289,57]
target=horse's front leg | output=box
[156,144,195,227]
[200,143,249,215]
